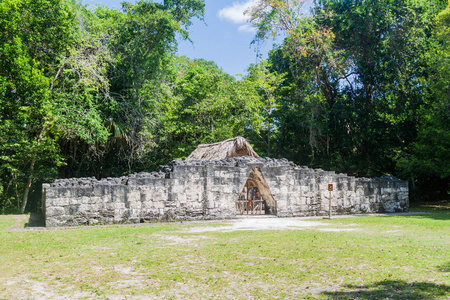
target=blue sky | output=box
[82,0,273,78]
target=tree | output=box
[398,2,450,199]
[316,0,444,176]
[244,60,286,156]
[247,0,444,180]
[0,0,206,212]
[93,0,204,173]
[0,0,78,212]
[247,0,348,166]
[54,1,205,178]
[160,57,264,159]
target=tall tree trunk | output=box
[15,181,20,209]
[267,98,271,156]
[267,122,271,156]
[21,158,36,213]
[21,127,45,213]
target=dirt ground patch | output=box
[7,214,28,231]
[187,217,332,232]
[3,211,425,233]
[185,212,424,233]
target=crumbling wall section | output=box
[43,157,409,227]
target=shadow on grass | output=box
[24,213,45,227]
[323,280,449,300]
[407,201,450,221]
[401,208,450,222]
[400,213,450,222]
[438,262,450,273]
[0,209,22,215]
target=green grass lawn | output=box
[0,206,449,299]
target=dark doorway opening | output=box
[236,167,276,215]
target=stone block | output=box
[67,206,79,215]
[45,217,60,227]
[163,201,177,209]
[112,191,125,203]
[206,200,215,209]
[141,201,155,211]
[78,196,91,205]
[177,194,187,203]
[185,191,200,202]
[171,183,184,194]
[46,207,65,217]
[76,187,93,197]
[45,188,58,199]
[58,188,72,198]
[150,191,166,202]
[221,185,233,194]
[279,186,288,195]
[211,177,220,185]
[101,195,112,203]
[78,204,91,212]
[53,198,70,206]
[154,201,165,209]
[127,191,140,202]
[151,179,164,187]
[128,201,142,210]
[167,193,177,201]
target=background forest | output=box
[0,0,448,213]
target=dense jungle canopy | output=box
[0,0,448,213]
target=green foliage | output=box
[45,1,206,178]
[398,2,450,199]
[244,60,286,156]
[161,57,264,159]
[247,0,445,183]
[0,0,75,212]
[1,0,448,212]
[162,0,205,33]
[0,0,207,212]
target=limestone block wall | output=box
[43,157,409,227]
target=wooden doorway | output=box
[236,167,276,215]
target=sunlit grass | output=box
[0,215,14,230]
[0,207,448,299]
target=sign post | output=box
[327,184,333,219]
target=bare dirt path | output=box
[185,212,426,233]
[187,217,331,232]
[6,213,45,231]
[4,211,426,232]
[7,214,28,231]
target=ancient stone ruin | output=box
[43,137,409,227]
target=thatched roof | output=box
[186,136,259,161]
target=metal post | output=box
[329,190,332,219]
[246,181,248,215]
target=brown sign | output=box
[328,184,333,191]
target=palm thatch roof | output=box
[186,136,259,161]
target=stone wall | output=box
[43,157,409,227]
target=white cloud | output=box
[218,0,258,24]
[238,24,256,33]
